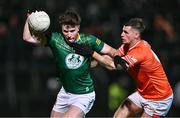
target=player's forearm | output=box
[23,20,40,44]
[23,20,31,41]
[101,43,118,58]
[92,52,116,70]
[100,58,115,70]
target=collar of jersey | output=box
[76,33,81,42]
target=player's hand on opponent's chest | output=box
[71,43,94,57]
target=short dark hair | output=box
[59,8,81,26]
[124,18,145,33]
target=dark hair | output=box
[59,8,81,26]
[124,18,145,33]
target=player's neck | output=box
[129,38,141,48]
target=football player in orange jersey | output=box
[113,18,173,118]
[73,18,173,118]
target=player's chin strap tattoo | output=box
[71,43,94,57]
[114,55,129,70]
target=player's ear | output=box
[135,31,140,39]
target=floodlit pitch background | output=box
[0,0,180,117]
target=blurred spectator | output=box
[0,22,8,37]
[153,15,177,43]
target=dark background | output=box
[0,0,180,117]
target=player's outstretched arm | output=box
[92,52,116,70]
[72,43,116,70]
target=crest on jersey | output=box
[65,53,84,69]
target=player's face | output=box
[121,26,139,45]
[62,24,80,43]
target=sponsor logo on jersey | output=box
[65,53,84,69]
[96,38,101,45]
[86,87,89,92]
[131,57,137,63]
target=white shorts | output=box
[52,87,95,114]
[128,91,173,116]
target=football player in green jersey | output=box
[23,8,117,118]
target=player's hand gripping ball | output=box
[28,11,50,32]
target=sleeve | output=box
[45,32,59,47]
[123,48,145,67]
[87,35,104,53]
[117,45,125,56]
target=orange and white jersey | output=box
[118,40,172,100]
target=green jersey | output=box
[47,32,104,94]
